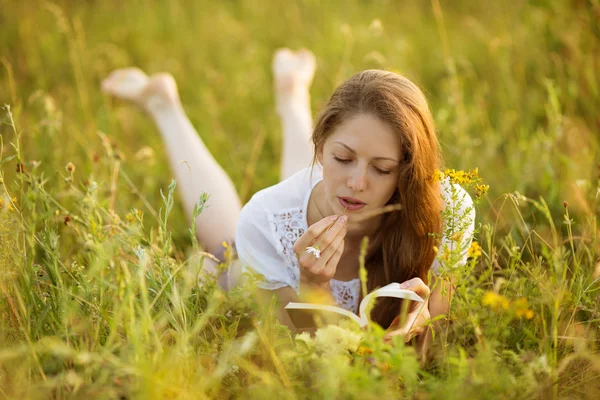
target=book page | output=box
[285,302,364,329]
[358,283,424,325]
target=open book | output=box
[285,282,424,329]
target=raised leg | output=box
[272,48,316,180]
[101,69,241,262]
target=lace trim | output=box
[267,207,360,312]
[266,207,305,292]
[329,278,360,314]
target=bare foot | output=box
[272,48,316,107]
[101,68,180,112]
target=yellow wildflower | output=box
[475,184,489,199]
[512,298,534,319]
[126,209,143,223]
[431,169,443,182]
[222,241,228,248]
[482,291,510,310]
[440,246,450,262]
[450,231,464,242]
[356,346,373,356]
[468,242,482,258]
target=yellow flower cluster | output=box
[468,242,482,258]
[482,291,510,310]
[0,196,17,212]
[474,183,490,199]
[450,231,464,242]
[444,168,479,185]
[356,345,373,356]
[512,298,535,319]
[431,168,489,199]
[482,291,534,319]
[125,209,143,223]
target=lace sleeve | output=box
[235,196,295,291]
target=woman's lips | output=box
[339,197,366,211]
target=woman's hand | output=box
[384,277,431,343]
[293,215,347,291]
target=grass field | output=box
[1,0,599,398]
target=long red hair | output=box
[312,70,443,328]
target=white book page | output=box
[358,283,425,325]
[285,302,363,326]
[285,282,425,329]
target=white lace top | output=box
[235,165,475,314]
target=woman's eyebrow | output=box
[334,141,399,163]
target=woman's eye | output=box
[333,156,351,164]
[374,167,392,175]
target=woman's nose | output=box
[347,168,367,192]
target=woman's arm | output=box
[416,275,454,362]
[383,275,453,362]
[428,274,453,328]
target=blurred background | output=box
[1,0,599,243]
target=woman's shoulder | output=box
[243,166,321,213]
[235,167,320,291]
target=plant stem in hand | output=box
[308,204,349,252]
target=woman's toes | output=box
[101,68,150,103]
[102,68,180,111]
[143,73,180,109]
[295,48,316,86]
[273,48,316,96]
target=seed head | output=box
[66,162,75,173]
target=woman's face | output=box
[317,113,401,229]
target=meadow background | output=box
[1,0,599,398]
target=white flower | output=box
[305,246,321,259]
[314,325,362,354]
[133,245,145,260]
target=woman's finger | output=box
[321,238,344,279]
[305,228,345,276]
[309,215,347,250]
[384,307,429,343]
[293,215,338,254]
[399,277,430,300]
[318,227,346,272]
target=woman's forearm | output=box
[416,276,453,363]
[428,275,453,327]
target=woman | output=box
[102,48,475,349]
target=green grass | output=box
[1,0,599,398]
